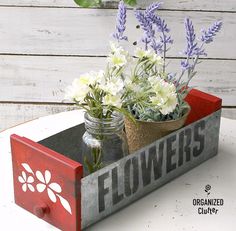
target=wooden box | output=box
[10,89,222,230]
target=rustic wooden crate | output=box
[10,89,221,230]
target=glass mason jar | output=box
[81,112,129,176]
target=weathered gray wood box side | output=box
[81,110,221,229]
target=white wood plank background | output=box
[0,56,235,106]
[0,103,75,132]
[0,8,232,59]
[1,0,235,12]
[0,0,235,131]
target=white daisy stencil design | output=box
[36,170,62,203]
[18,171,35,192]
[18,163,72,215]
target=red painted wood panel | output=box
[11,134,83,231]
[185,89,222,125]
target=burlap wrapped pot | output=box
[125,106,191,153]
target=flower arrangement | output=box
[65,1,223,170]
[67,1,222,122]
[65,43,136,121]
[110,1,222,122]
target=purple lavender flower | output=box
[151,16,173,54]
[180,60,193,70]
[112,1,128,42]
[135,10,155,49]
[161,35,173,44]
[183,18,205,57]
[135,2,172,55]
[179,18,222,85]
[201,21,223,44]
[145,2,163,15]
[153,16,170,33]
[150,39,163,53]
[167,72,176,81]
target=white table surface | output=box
[1,110,236,231]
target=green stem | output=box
[186,55,199,87]
[177,70,185,84]
[162,32,167,73]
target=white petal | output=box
[45,170,51,184]
[22,183,27,192]
[22,171,26,181]
[27,176,34,183]
[49,183,62,193]
[22,163,34,175]
[36,183,46,193]
[18,176,25,183]
[36,171,45,183]
[47,188,57,203]
[57,194,72,215]
[28,184,35,192]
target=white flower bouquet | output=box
[65,42,182,122]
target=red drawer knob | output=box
[33,203,50,218]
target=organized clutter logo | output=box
[192,185,224,215]
[204,184,211,196]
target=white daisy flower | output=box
[109,41,129,56]
[134,47,152,59]
[64,78,90,102]
[101,78,124,95]
[36,170,62,203]
[18,171,35,192]
[79,70,105,86]
[103,94,122,108]
[149,54,164,66]
[107,53,127,68]
[160,93,178,115]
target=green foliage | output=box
[84,147,103,174]
[130,98,190,122]
[74,0,101,7]
[124,0,137,6]
[73,0,137,8]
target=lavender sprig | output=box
[135,10,155,50]
[179,18,222,86]
[178,18,204,84]
[148,14,173,72]
[150,39,163,54]
[180,18,204,72]
[112,1,128,42]
[135,2,172,73]
[201,21,223,44]
[145,2,163,15]
[135,2,163,51]
[153,17,173,50]
[183,18,205,58]
[180,60,193,70]
[149,15,173,51]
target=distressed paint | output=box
[11,135,83,231]
[17,163,73,214]
[81,110,221,229]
